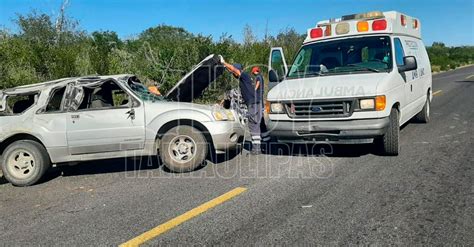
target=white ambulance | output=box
[266,11,432,155]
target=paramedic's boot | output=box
[250,144,262,155]
[260,132,272,154]
[260,141,269,154]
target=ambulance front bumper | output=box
[267,117,390,144]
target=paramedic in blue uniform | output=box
[251,66,270,146]
[219,56,263,155]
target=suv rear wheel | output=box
[159,126,208,172]
[1,140,51,186]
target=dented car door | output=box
[65,81,146,155]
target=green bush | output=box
[427,42,473,72]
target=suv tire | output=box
[1,140,51,186]
[160,126,208,172]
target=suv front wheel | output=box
[1,140,51,186]
[159,126,208,172]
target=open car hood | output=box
[165,54,224,102]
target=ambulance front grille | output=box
[286,100,354,118]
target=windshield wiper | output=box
[347,64,380,73]
[305,71,325,76]
[288,70,324,79]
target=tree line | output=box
[427,42,473,72]
[0,12,472,102]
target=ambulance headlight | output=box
[270,103,285,113]
[358,96,386,111]
[359,99,375,110]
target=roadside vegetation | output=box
[0,11,472,102]
[427,42,474,72]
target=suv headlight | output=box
[212,109,235,121]
[225,110,236,121]
[270,103,285,114]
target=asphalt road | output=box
[1,66,473,246]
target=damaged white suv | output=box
[0,55,244,186]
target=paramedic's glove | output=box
[219,55,225,65]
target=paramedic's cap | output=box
[251,66,261,74]
[233,64,243,72]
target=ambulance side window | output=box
[394,38,405,66]
[271,50,286,78]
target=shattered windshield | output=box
[287,36,393,79]
[127,81,165,102]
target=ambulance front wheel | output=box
[378,108,399,156]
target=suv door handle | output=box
[126,109,135,120]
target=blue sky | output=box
[1,0,473,46]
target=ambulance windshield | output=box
[287,36,393,78]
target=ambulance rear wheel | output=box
[414,94,430,123]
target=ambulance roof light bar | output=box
[308,11,422,43]
[320,11,385,25]
[341,11,385,22]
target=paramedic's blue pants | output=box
[247,103,262,145]
[247,102,269,144]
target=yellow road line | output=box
[120,187,248,247]
[433,90,442,96]
[466,74,474,80]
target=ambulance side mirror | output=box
[268,69,281,89]
[269,69,280,83]
[398,56,417,73]
[268,47,288,88]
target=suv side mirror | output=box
[398,56,417,73]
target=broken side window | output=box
[63,84,84,112]
[5,92,39,115]
[45,86,66,113]
[0,91,5,113]
[76,80,131,111]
